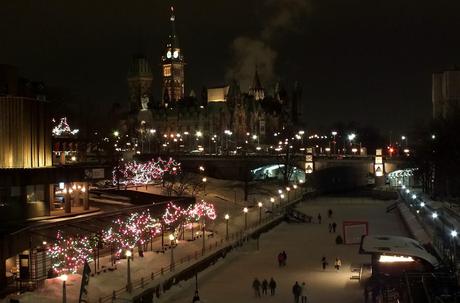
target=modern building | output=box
[432,68,460,120]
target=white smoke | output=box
[226,0,310,91]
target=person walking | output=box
[321,256,328,270]
[282,251,287,266]
[292,281,302,303]
[328,209,333,218]
[262,279,268,295]
[253,278,261,298]
[334,257,342,271]
[269,277,277,295]
[278,252,283,267]
[301,282,307,303]
[328,223,332,233]
[317,213,322,224]
[332,222,337,233]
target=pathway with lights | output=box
[3,178,301,303]
[163,196,409,303]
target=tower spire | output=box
[169,6,179,48]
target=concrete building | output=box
[432,68,460,120]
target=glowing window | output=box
[163,65,171,77]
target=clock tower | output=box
[162,6,185,106]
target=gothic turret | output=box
[249,68,265,101]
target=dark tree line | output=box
[412,114,460,200]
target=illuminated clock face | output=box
[173,50,179,58]
[166,51,172,59]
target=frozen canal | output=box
[163,196,409,303]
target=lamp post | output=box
[60,274,68,303]
[243,207,248,229]
[202,177,207,196]
[280,194,285,204]
[331,131,337,154]
[293,184,298,199]
[270,197,275,213]
[169,234,175,271]
[348,133,356,154]
[202,218,206,255]
[286,187,291,203]
[258,202,263,224]
[224,214,230,240]
[451,230,458,271]
[126,250,132,292]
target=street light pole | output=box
[286,187,291,203]
[243,207,248,229]
[202,218,206,255]
[258,202,263,224]
[451,230,458,274]
[225,214,230,240]
[169,234,175,271]
[126,250,132,292]
[202,177,207,196]
[60,274,68,303]
[270,197,275,214]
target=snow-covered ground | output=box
[162,196,409,303]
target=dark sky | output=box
[1,0,460,132]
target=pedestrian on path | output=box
[332,222,337,233]
[278,252,284,267]
[282,251,287,266]
[292,281,302,303]
[269,278,277,295]
[301,282,307,303]
[321,256,328,270]
[253,278,261,298]
[334,257,342,271]
[262,279,268,295]
[328,209,333,218]
[328,223,332,233]
[317,213,322,224]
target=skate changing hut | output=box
[359,235,439,277]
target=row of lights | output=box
[401,184,457,239]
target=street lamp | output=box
[113,130,119,137]
[293,184,298,199]
[126,250,132,292]
[169,234,175,271]
[270,197,275,212]
[331,131,338,154]
[60,274,68,303]
[348,133,356,154]
[258,202,263,223]
[451,230,458,268]
[286,187,291,203]
[202,177,207,196]
[224,214,230,240]
[432,212,438,219]
[243,207,248,229]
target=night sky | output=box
[1,0,460,132]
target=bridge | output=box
[173,154,410,191]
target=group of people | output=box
[292,281,308,303]
[252,278,277,297]
[321,256,342,271]
[252,279,308,303]
[277,250,288,267]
